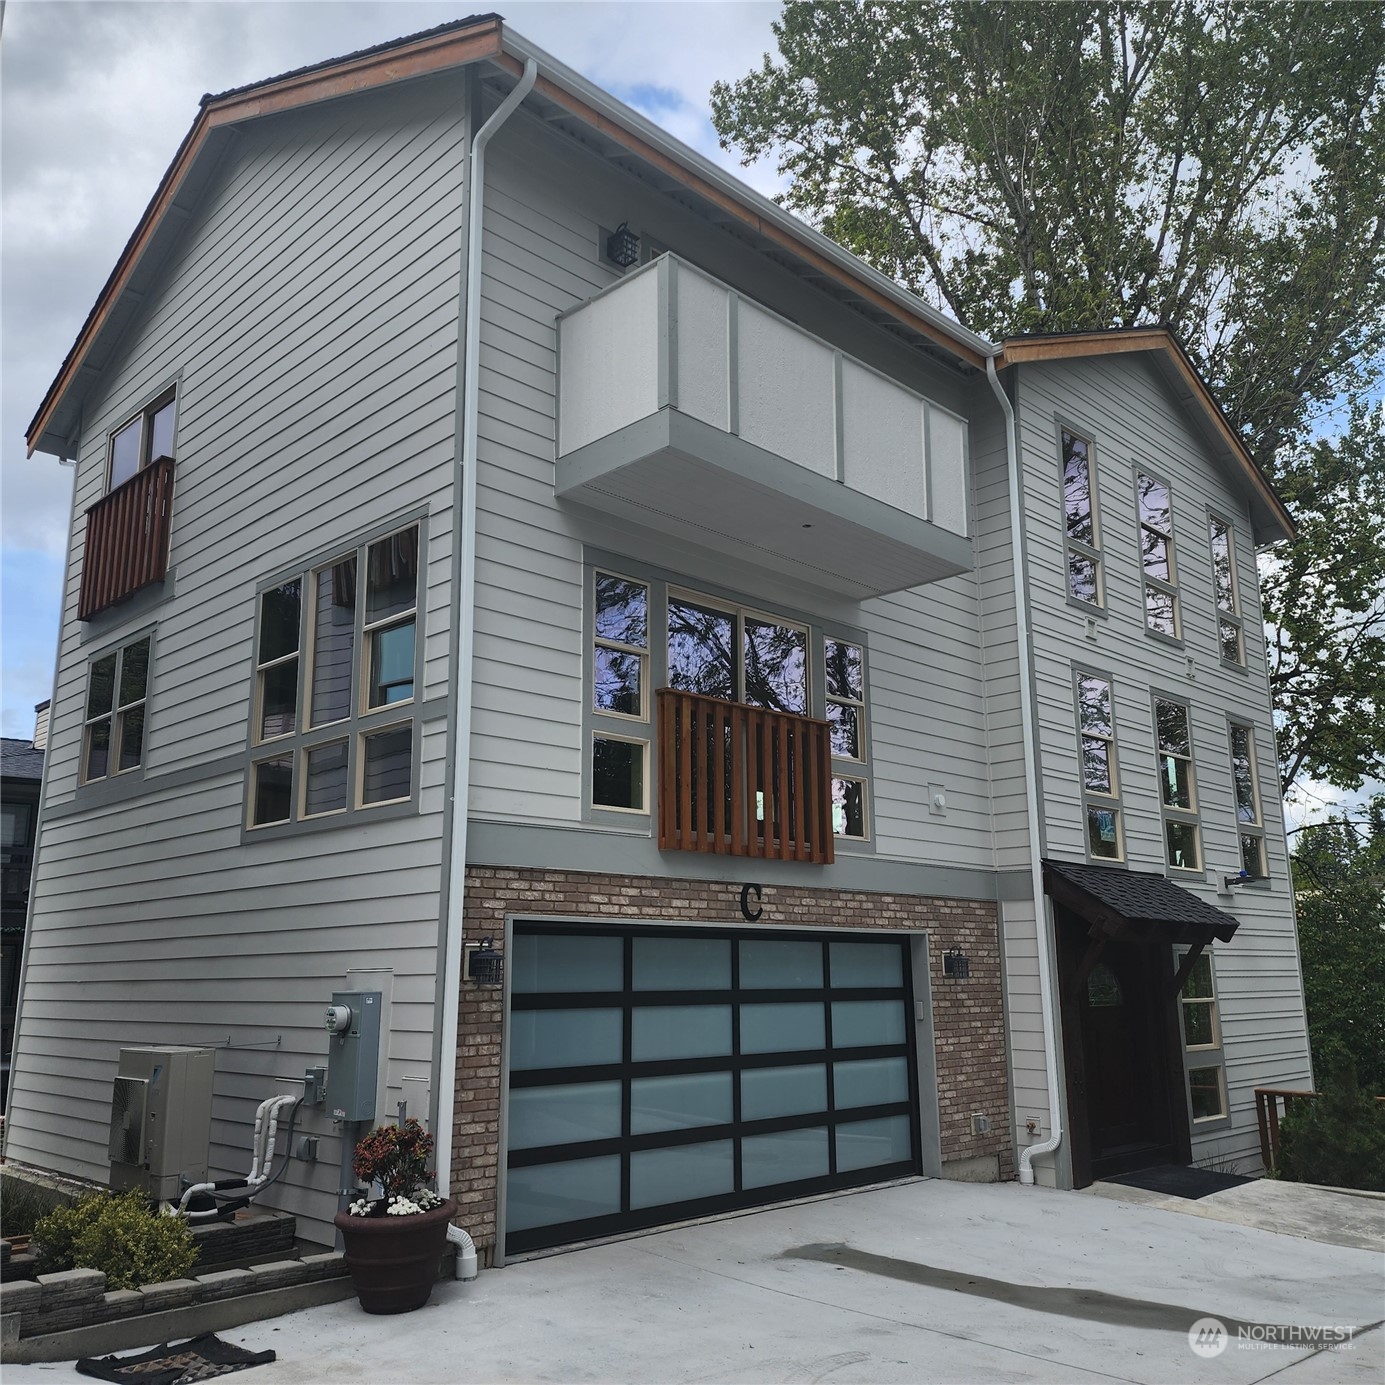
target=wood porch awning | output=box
[1043,859,1240,948]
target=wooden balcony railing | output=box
[78,455,176,621]
[1255,1086,1385,1172]
[657,689,835,864]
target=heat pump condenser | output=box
[108,1045,215,1200]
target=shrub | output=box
[0,1175,70,1239]
[33,1190,197,1290]
[1278,1044,1385,1193]
[352,1118,435,1198]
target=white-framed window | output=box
[1229,722,1266,878]
[1138,471,1181,639]
[1177,948,1228,1122]
[247,521,420,830]
[1154,696,1200,871]
[1060,429,1103,607]
[1208,515,1245,666]
[108,388,177,492]
[591,571,651,813]
[82,634,152,783]
[826,638,868,839]
[1074,670,1123,861]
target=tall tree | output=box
[712,1,1385,790]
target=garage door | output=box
[504,923,921,1255]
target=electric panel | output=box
[324,990,382,1122]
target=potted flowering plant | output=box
[332,1118,456,1314]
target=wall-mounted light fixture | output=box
[943,948,970,979]
[1222,869,1263,890]
[606,221,640,269]
[464,937,505,987]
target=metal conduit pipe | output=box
[985,353,1064,1185]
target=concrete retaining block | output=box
[137,1277,201,1313]
[195,1268,254,1301]
[34,1268,106,1302]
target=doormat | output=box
[1104,1164,1253,1200]
[76,1333,276,1385]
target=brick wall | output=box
[454,867,1014,1256]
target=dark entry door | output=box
[1057,912,1187,1185]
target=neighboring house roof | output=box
[1000,328,1294,544]
[25,15,1292,545]
[1043,858,1240,946]
[1,739,45,784]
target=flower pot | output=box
[333,1198,457,1314]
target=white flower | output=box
[348,1198,372,1217]
[386,1194,422,1216]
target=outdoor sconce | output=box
[1222,869,1262,890]
[464,937,505,987]
[606,221,640,268]
[943,948,970,979]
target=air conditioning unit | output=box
[108,1045,215,1200]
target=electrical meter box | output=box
[325,990,382,1122]
[108,1045,215,1200]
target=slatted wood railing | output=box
[657,688,834,863]
[78,455,176,620]
[1255,1086,1385,1172]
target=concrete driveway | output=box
[8,1180,1382,1384]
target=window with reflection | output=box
[592,572,650,812]
[1061,430,1103,606]
[1138,471,1181,639]
[1229,722,1265,878]
[82,634,152,784]
[827,637,868,839]
[1074,670,1123,861]
[107,389,177,492]
[1177,950,1227,1121]
[1209,516,1245,666]
[1154,697,1201,870]
[248,522,421,830]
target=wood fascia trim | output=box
[28,20,505,455]
[493,52,986,371]
[999,331,1294,539]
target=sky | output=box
[0,0,782,739]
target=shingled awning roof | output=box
[1043,859,1239,947]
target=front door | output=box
[1057,910,1188,1185]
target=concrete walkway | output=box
[6,1181,1382,1384]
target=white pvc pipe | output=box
[435,57,539,1202]
[446,1222,478,1280]
[985,354,1064,1186]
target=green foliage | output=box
[0,1174,70,1238]
[1291,797,1385,1093]
[33,1190,197,1290]
[1277,1044,1385,1192]
[712,1,1385,792]
[352,1118,435,1197]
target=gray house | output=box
[8,15,1310,1259]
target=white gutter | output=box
[498,31,998,364]
[985,355,1063,1185]
[435,56,538,1202]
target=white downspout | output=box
[435,57,539,1205]
[985,354,1063,1185]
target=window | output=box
[1209,515,1245,666]
[1060,430,1103,607]
[585,563,871,844]
[591,572,650,812]
[1229,722,1265,878]
[1178,950,1228,1121]
[1074,671,1123,861]
[108,389,177,491]
[826,639,867,839]
[247,522,420,830]
[1138,471,1180,639]
[82,635,151,783]
[1154,697,1200,870]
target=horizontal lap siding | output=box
[470,117,995,866]
[1015,356,1310,1170]
[8,78,466,1247]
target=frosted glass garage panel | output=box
[630,1140,735,1209]
[739,938,822,989]
[836,1114,912,1172]
[834,1057,910,1109]
[736,301,837,477]
[631,1072,734,1134]
[508,1081,621,1150]
[742,1126,829,1189]
[632,1005,732,1060]
[928,406,969,536]
[832,999,906,1048]
[510,1009,622,1070]
[829,941,903,988]
[841,360,927,519]
[633,935,731,990]
[740,1002,825,1054]
[741,1064,827,1121]
[512,934,622,993]
[558,269,659,454]
[506,1155,620,1232]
